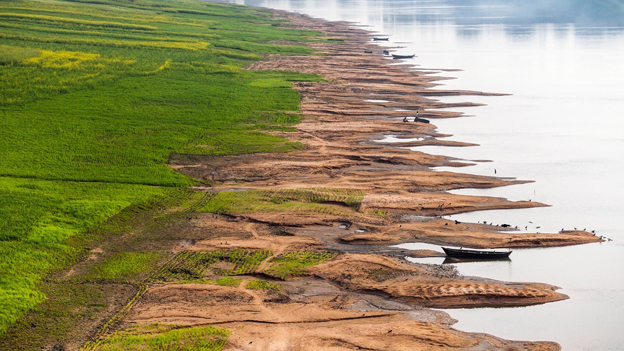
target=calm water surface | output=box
[220,0,624,349]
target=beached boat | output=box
[392,54,415,59]
[373,37,389,41]
[442,247,511,259]
[413,117,430,123]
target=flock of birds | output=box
[440,214,615,242]
[467,220,614,241]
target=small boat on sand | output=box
[373,37,389,41]
[392,54,415,59]
[442,247,511,259]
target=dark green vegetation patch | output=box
[0,0,323,338]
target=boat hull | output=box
[392,54,415,59]
[442,247,511,259]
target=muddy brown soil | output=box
[91,10,605,351]
[115,215,567,351]
[130,283,559,351]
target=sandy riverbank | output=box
[172,11,601,250]
[125,9,603,351]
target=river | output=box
[219,0,624,349]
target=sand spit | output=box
[94,9,605,351]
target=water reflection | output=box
[239,0,624,28]
[442,256,512,264]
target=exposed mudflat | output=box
[122,217,565,350]
[99,10,605,351]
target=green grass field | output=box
[0,0,324,338]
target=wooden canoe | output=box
[442,247,511,259]
[392,54,415,59]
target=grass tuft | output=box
[214,277,242,287]
[245,280,281,291]
[264,252,338,280]
[98,323,230,351]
